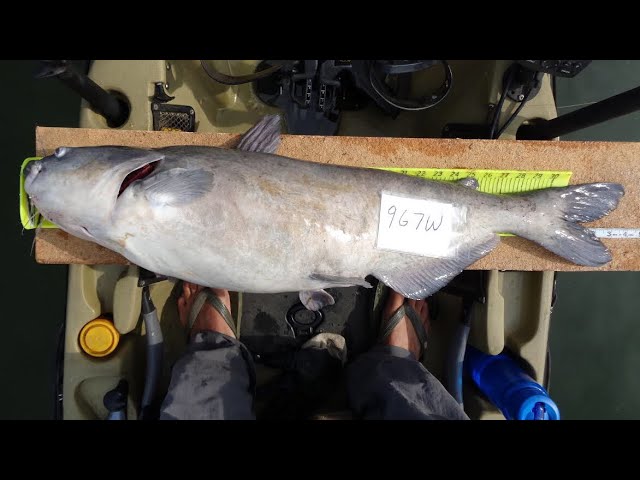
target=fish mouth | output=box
[118,160,161,197]
[23,160,43,193]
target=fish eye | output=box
[54,147,68,158]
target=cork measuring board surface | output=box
[33,126,640,271]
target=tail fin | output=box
[513,183,625,266]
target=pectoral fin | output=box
[300,289,335,311]
[300,273,373,310]
[141,168,214,206]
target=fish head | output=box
[24,146,163,242]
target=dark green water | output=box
[551,60,640,419]
[2,60,80,418]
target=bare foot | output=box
[177,282,235,339]
[381,290,430,360]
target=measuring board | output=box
[20,157,574,230]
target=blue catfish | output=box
[24,116,624,310]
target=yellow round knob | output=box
[79,318,120,358]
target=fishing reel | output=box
[200,60,453,135]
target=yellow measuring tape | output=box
[19,157,572,230]
[376,168,573,194]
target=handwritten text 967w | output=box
[386,205,444,232]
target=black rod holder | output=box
[36,60,130,128]
[517,85,640,140]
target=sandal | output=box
[373,281,429,361]
[181,284,243,339]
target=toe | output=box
[177,296,187,327]
[416,300,430,333]
[192,285,205,299]
[182,282,192,300]
[416,299,428,318]
[209,287,226,298]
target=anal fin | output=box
[309,273,372,289]
[374,234,499,299]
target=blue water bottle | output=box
[464,345,560,420]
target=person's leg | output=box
[346,290,469,420]
[160,283,256,420]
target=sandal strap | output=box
[404,303,428,359]
[187,289,237,338]
[378,304,408,342]
[378,303,428,359]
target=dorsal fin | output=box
[236,115,282,153]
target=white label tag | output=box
[376,193,465,258]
